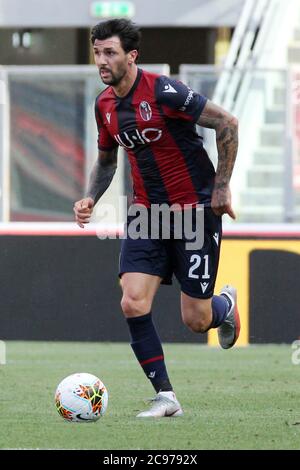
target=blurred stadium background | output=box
[2,0,300,452]
[0,0,300,346]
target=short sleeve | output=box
[155,76,207,123]
[95,99,118,151]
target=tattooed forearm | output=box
[86,150,117,204]
[214,121,238,187]
[197,100,238,187]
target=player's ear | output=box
[128,49,138,65]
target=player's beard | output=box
[99,65,127,86]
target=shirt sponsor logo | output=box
[179,88,194,111]
[139,101,152,121]
[114,128,162,149]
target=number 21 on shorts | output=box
[188,254,210,279]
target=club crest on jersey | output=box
[139,101,152,121]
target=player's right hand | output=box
[73,197,95,228]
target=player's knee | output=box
[121,294,150,317]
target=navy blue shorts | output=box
[119,207,222,299]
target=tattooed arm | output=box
[73,148,118,228]
[197,100,238,219]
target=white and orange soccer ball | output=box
[55,373,108,423]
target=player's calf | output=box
[181,295,212,333]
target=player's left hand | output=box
[211,185,236,219]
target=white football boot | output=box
[136,391,183,418]
[218,285,241,349]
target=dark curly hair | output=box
[91,19,141,56]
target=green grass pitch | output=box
[0,342,299,450]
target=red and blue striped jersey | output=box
[95,68,215,207]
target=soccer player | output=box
[74,19,240,418]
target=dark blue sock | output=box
[126,312,173,393]
[210,295,230,328]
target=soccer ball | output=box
[55,372,108,423]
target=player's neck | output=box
[112,65,138,98]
